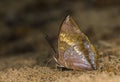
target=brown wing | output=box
[57,15,98,70]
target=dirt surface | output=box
[0,0,120,82]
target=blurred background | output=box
[0,0,120,70]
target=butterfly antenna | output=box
[43,33,58,66]
[45,34,57,54]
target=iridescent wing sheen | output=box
[57,15,98,70]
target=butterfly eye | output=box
[55,15,98,70]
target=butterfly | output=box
[46,15,98,70]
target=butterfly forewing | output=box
[57,15,98,70]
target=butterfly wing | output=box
[57,15,98,70]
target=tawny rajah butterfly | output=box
[53,15,98,70]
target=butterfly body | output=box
[55,15,98,70]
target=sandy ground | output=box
[0,1,120,82]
